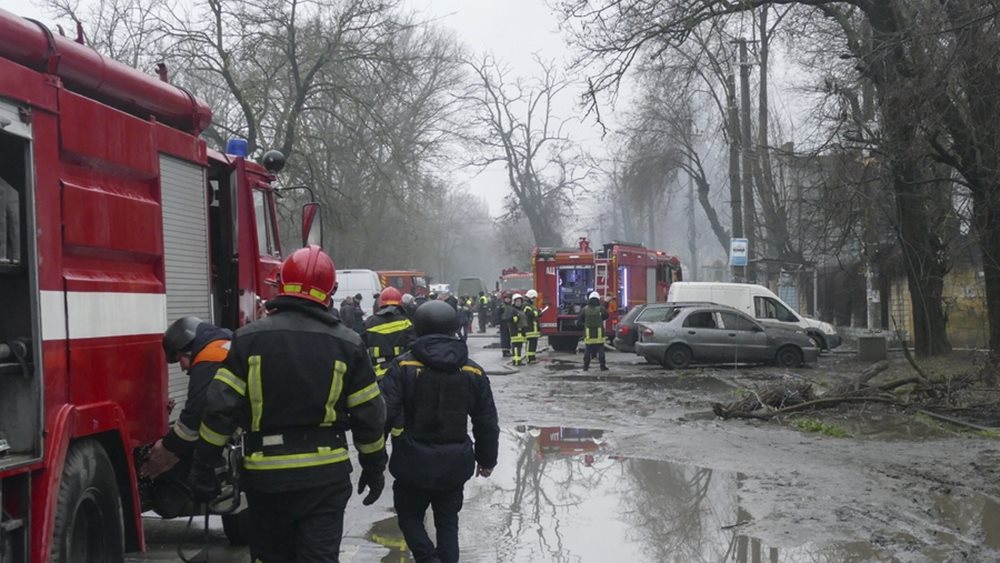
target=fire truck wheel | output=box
[50,439,125,563]
[221,510,252,546]
[548,336,579,353]
[664,344,692,369]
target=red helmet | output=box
[379,286,402,306]
[278,245,336,305]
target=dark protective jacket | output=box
[363,305,416,378]
[506,304,528,337]
[381,334,499,490]
[523,303,540,339]
[161,323,233,459]
[196,296,386,492]
[578,302,609,344]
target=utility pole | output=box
[727,72,743,282]
[860,22,881,331]
[738,38,757,283]
[686,117,698,281]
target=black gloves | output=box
[357,468,385,506]
[188,456,223,503]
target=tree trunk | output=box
[973,189,1000,357]
[893,162,952,357]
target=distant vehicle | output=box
[498,267,534,295]
[613,304,649,352]
[667,281,841,351]
[429,283,451,295]
[334,269,382,315]
[456,277,485,297]
[378,270,429,297]
[634,302,819,369]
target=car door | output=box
[680,310,726,362]
[719,311,770,362]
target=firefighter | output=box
[380,300,499,563]
[364,286,416,379]
[477,291,489,333]
[524,289,541,364]
[497,293,512,357]
[578,291,609,371]
[189,245,386,562]
[401,293,417,318]
[140,318,232,489]
[507,294,529,366]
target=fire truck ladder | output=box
[595,261,609,296]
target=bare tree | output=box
[466,56,591,247]
[557,0,976,356]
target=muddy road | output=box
[133,336,1000,562]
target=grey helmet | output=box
[413,300,458,336]
[163,316,202,363]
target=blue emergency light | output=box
[226,138,249,157]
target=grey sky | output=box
[3,0,605,217]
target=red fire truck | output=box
[378,270,429,298]
[532,238,683,351]
[0,8,318,561]
[497,267,533,295]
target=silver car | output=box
[634,303,819,369]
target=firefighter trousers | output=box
[583,343,606,370]
[511,334,526,366]
[526,337,539,362]
[499,325,511,357]
[394,482,464,563]
[246,480,352,562]
[478,311,487,333]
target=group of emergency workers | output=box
[140,245,499,563]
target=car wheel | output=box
[775,346,803,368]
[808,333,826,351]
[50,440,125,563]
[664,345,692,369]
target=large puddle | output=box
[354,426,1000,562]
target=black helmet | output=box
[413,300,458,336]
[163,316,202,363]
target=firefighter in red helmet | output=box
[364,286,416,380]
[190,245,386,562]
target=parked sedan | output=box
[634,303,819,368]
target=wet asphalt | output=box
[129,334,1000,562]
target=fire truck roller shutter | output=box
[159,155,212,418]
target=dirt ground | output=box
[132,337,1000,562]
[492,342,1000,563]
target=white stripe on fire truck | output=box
[40,291,167,341]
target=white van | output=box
[333,269,382,317]
[667,282,841,350]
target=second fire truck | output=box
[532,238,683,351]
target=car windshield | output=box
[636,306,681,323]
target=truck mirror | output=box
[301,203,322,247]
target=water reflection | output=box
[459,426,896,562]
[364,516,411,563]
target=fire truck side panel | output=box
[160,154,212,414]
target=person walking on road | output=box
[497,293,512,357]
[364,286,416,380]
[524,289,541,364]
[189,245,387,562]
[477,291,489,333]
[578,291,609,371]
[381,300,500,563]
